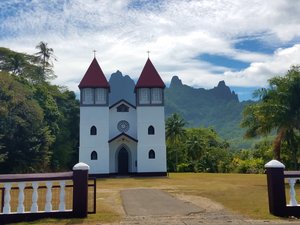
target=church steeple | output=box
[79,58,109,105]
[135,58,165,89]
[78,58,109,89]
[135,58,165,105]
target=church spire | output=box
[78,58,109,89]
[135,58,165,89]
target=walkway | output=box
[112,188,299,225]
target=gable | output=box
[109,99,136,110]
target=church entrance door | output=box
[118,147,129,174]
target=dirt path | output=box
[101,188,300,225]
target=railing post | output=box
[72,162,90,218]
[265,160,286,216]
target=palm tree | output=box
[35,41,57,80]
[241,66,300,168]
[186,134,204,172]
[166,113,186,171]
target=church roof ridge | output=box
[108,132,138,143]
[78,58,110,89]
[109,99,136,109]
[135,58,165,89]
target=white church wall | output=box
[79,106,110,174]
[137,145,166,172]
[109,103,137,139]
[137,106,167,173]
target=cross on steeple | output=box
[93,50,97,58]
[147,50,150,58]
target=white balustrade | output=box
[17,182,26,213]
[3,183,12,214]
[31,182,39,212]
[1,178,71,215]
[288,178,299,206]
[45,181,53,212]
[59,181,66,211]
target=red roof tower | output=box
[135,58,165,89]
[78,58,110,89]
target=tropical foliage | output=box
[0,44,79,173]
[166,113,243,173]
[241,66,300,169]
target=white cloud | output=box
[0,0,299,93]
[223,44,300,87]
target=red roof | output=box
[135,58,165,89]
[78,58,109,89]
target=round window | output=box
[117,120,130,132]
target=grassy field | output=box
[10,172,281,225]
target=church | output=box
[78,57,167,176]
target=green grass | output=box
[99,173,274,220]
[9,173,284,224]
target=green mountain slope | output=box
[165,76,253,148]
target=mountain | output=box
[109,71,253,148]
[108,70,136,106]
[165,76,252,144]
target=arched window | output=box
[148,150,155,159]
[90,126,97,135]
[148,126,155,135]
[91,151,98,160]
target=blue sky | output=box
[0,0,300,101]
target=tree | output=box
[0,47,45,82]
[0,71,54,173]
[35,41,57,80]
[165,113,186,171]
[186,130,205,171]
[241,66,300,168]
[1,46,79,172]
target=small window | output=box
[151,88,162,104]
[139,88,150,104]
[148,126,155,135]
[95,88,107,104]
[91,151,98,160]
[117,104,129,112]
[90,126,97,135]
[82,88,94,104]
[149,150,155,159]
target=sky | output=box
[0,0,300,101]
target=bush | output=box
[176,163,194,172]
[232,157,264,174]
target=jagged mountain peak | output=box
[169,76,238,102]
[108,70,135,106]
[170,76,183,87]
[217,80,226,87]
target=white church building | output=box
[78,57,167,176]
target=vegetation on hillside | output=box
[166,66,300,172]
[165,113,268,173]
[0,44,79,173]
[164,76,252,149]
[242,66,300,169]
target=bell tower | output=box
[78,57,110,174]
[135,58,167,174]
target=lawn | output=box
[9,172,280,224]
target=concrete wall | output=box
[79,106,109,174]
[109,102,137,139]
[136,106,167,173]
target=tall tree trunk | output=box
[289,131,298,170]
[273,128,286,161]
